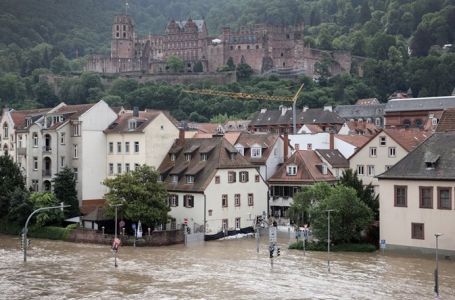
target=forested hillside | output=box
[0,0,454,121]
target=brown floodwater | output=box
[0,233,454,299]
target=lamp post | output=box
[326,209,334,272]
[434,233,442,299]
[23,202,70,262]
[110,203,123,268]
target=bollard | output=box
[102,226,105,235]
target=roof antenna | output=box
[124,0,129,15]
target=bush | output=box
[0,218,76,240]
[289,241,376,252]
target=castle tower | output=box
[111,15,135,59]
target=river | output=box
[0,234,454,299]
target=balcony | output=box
[42,146,52,153]
[42,169,52,177]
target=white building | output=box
[378,132,455,255]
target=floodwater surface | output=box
[0,234,454,299]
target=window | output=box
[33,157,38,170]
[411,223,424,240]
[385,165,392,171]
[235,217,241,229]
[287,165,297,176]
[125,163,130,173]
[186,175,194,184]
[235,194,240,207]
[222,194,228,207]
[172,175,178,183]
[222,219,228,231]
[73,168,78,181]
[388,147,396,157]
[109,163,114,175]
[215,176,220,184]
[394,185,407,207]
[239,171,249,183]
[117,142,121,153]
[235,145,244,156]
[134,141,139,153]
[437,187,452,209]
[367,165,375,177]
[251,146,262,158]
[125,142,130,153]
[32,180,39,192]
[228,171,236,183]
[60,156,65,167]
[73,144,78,159]
[248,193,254,206]
[72,123,80,136]
[60,133,65,145]
[109,142,114,153]
[2,123,8,138]
[185,153,191,161]
[255,174,260,182]
[379,136,386,146]
[134,163,140,170]
[201,153,208,161]
[169,194,179,207]
[33,133,38,147]
[184,195,194,208]
[369,147,377,157]
[357,165,364,175]
[208,209,213,216]
[375,118,381,126]
[170,153,176,161]
[117,163,122,174]
[419,186,433,208]
[17,135,22,148]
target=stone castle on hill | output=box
[85,14,361,77]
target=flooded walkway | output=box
[0,234,454,299]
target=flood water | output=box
[0,233,454,300]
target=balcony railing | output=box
[42,170,52,177]
[42,146,52,152]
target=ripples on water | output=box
[0,234,454,300]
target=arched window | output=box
[33,133,39,147]
[414,119,423,128]
[2,122,8,138]
[403,119,411,128]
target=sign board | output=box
[380,239,386,249]
[269,226,277,243]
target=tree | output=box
[338,169,379,220]
[359,1,372,24]
[53,167,80,218]
[226,57,236,71]
[50,53,71,75]
[166,55,184,72]
[309,184,373,244]
[288,183,331,227]
[103,165,170,228]
[236,63,253,80]
[29,192,63,227]
[0,155,26,218]
[7,187,31,226]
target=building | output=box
[348,128,430,193]
[158,137,268,238]
[268,150,337,220]
[85,14,360,77]
[377,132,455,255]
[248,106,344,134]
[315,149,349,179]
[384,95,455,129]
[334,101,385,128]
[104,108,179,177]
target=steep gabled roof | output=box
[158,137,254,192]
[104,110,163,133]
[10,108,52,130]
[436,108,455,132]
[231,132,280,165]
[268,150,336,184]
[378,132,455,180]
[315,149,349,168]
[249,108,344,127]
[335,134,371,148]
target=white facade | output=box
[379,179,455,255]
[334,137,357,159]
[289,133,330,152]
[168,168,268,234]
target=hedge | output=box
[289,240,376,252]
[0,219,77,240]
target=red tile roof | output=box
[436,108,455,132]
[383,128,431,152]
[104,110,162,133]
[335,134,371,148]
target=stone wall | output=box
[67,228,184,246]
[103,71,237,85]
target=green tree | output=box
[29,192,63,227]
[166,55,184,72]
[50,53,71,75]
[226,57,236,71]
[8,187,31,226]
[53,167,80,218]
[288,183,331,227]
[236,63,254,80]
[0,155,26,218]
[310,184,373,244]
[359,1,372,24]
[103,165,170,228]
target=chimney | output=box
[323,105,332,112]
[303,106,309,112]
[178,127,185,145]
[306,143,312,150]
[329,131,334,150]
[260,108,267,114]
[133,106,139,117]
[283,132,289,160]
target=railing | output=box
[42,170,52,177]
[42,146,52,152]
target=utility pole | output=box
[23,202,70,262]
[434,233,442,299]
[110,203,123,268]
[326,209,334,272]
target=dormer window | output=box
[2,122,8,138]
[170,153,176,161]
[185,153,191,161]
[128,119,137,131]
[172,175,178,183]
[26,118,32,127]
[424,152,440,170]
[287,164,297,176]
[230,152,236,160]
[158,175,163,182]
[186,175,194,184]
[235,144,244,156]
[322,163,328,175]
[201,153,208,161]
[251,144,262,158]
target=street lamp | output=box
[22,202,70,262]
[326,209,334,272]
[434,233,443,299]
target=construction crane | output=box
[184,84,304,134]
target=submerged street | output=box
[0,233,454,299]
